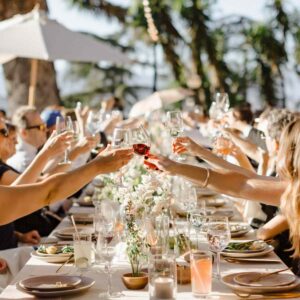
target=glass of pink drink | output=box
[190,250,212,298]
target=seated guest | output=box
[6,107,97,235]
[0,118,72,246]
[0,123,40,250]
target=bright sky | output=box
[0,0,299,109]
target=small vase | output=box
[122,272,148,290]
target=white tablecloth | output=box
[1,206,299,299]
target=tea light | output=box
[154,277,174,299]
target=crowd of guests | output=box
[2,95,300,288]
[150,102,300,274]
[0,97,133,288]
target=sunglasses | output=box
[0,128,9,137]
[26,124,47,131]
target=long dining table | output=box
[1,202,299,300]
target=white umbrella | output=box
[0,7,130,105]
[129,88,194,117]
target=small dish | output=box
[17,276,95,297]
[19,275,81,291]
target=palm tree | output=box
[0,0,60,113]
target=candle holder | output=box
[149,255,177,300]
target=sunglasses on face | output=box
[0,128,9,137]
[26,124,47,131]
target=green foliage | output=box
[68,0,300,110]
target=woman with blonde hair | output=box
[149,118,300,256]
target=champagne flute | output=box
[86,111,100,136]
[206,216,230,279]
[165,111,186,161]
[56,116,73,165]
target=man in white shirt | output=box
[7,106,47,172]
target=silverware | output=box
[224,257,281,264]
[235,292,300,299]
[55,254,74,273]
[248,267,292,283]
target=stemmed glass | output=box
[95,206,123,299]
[86,111,100,136]
[206,216,231,279]
[111,128,130,185]
[130,125,151,157]
[165,111,186,161]
[56,116,74,165]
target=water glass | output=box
[145,215,169,256]
[190,250,212,298]
[206,216,230,279]
[149,255,177,300]
[73,232,93,271]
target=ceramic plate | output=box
[17,276,95,297]
[223,241,268,253]
[221,272,300,294]
[31,251,73,263]
[77,196,94,207]
[19,275,81,291]
[221,245,274,258]
[206,208,234,219]
[234,272,296,287]
[54,226,94,240]
[205,198,226,207]
[68,213,94,224]
[230,225,251,238]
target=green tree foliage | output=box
[68,0,299,110]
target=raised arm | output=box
[173,137,255,176]
[0,148,133,225]
[150,155,286,206]
[11,132,71,186]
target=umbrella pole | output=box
[28,59,38,106]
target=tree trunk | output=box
[0,0,60,114]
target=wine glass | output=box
[206,216,231,279]
[86,111,100,136]
[165,111,186,161]
[56,116,73,165]
[215,93,230,120]
[111,128,130,185]
[130,125,151,156]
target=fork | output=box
[248,267,292,283]
[55,254,74,273]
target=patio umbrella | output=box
[0,7,130,105]
[129,88,194,117]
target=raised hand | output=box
[41,131,73,158]
[95,147,133,173]
[173,136,202,156]
[147,154,178,174]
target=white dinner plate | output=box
[221,245,274,258]
[31,251,73,263]
[17,276,95,297]
[221,272,300,294]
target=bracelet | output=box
[201,167,210,188]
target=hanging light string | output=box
[142,0,159,42]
